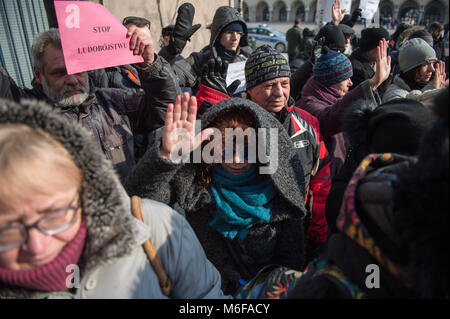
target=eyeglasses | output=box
[122,16,151,28]
[0,204,81,253]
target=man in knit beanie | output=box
[383,38,446,103]
[196,44,333,267]
[349,27,391,97]
[313,47,354,94]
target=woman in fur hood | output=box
[0,98,228,299]
[125,93,308,294]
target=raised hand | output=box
[331,0,346,25]
[126,24,155,65]
[169,2,202,55]
[433,60,446,89]
[161,92,214,162]
[369,39,391,90]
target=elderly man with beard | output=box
[0,27,179,183]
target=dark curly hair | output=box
[196,110,257,189]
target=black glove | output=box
[200,58,241,96]
[351,8,362,24]
[168,3,201,55]
[309,37,325,65]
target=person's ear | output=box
[34,67,43,85]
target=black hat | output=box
[338,24,355,38]
[302,28,315,37]
[244,45,290,89]
[359,27,390,52]
[409,29,434,47]
[315,25,346,52]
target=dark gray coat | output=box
[125,98,308,294]
[0,55,178,183]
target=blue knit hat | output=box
[222,22,244,33]
[313,46,353,85]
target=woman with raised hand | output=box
[125,93,308,295]
[0,98,227,299]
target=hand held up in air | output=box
[433,60,446,89]
[161,93,214,162]
[331,0,346,25]
[369,39,391,90]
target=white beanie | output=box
[399,38,437,73]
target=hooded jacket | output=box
[196,85,331,255]
[125,98,308,294]
[0,56,178,183]
[172,6,252,93]
[382,74,442,103]
[0,98,227,299]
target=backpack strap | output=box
[131,195,172,297]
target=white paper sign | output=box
[315,0,351,26]
[359,0,380,20]
[226,61,246,94]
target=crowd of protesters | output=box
[0,0,448,299]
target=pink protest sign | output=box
[54,0,143,74]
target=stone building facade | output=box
[239,0,448,24]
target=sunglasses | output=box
[122,16,151,28]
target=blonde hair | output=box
[0,124,82,210]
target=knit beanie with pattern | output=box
[245,44,291,89]
[313,46,353,86]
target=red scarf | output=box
[0,217,87,292]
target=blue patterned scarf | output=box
[210,165,276,240]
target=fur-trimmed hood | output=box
[0,98,141,279]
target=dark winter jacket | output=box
[433,35,446,61]
[296,77,378,177]
[172,6,252,93]
[286,25,303,56]
[125,98,308,294]
[290,60,314,102]
[290,153,420,298]
[0,98,227,299]
[0,55,178,183]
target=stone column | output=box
[249,6,257,22]
[393,5,399,21]
[305,7,310,23]
[418,5,424,25]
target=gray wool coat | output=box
[0,98,228,299]
[125,98,308,293]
